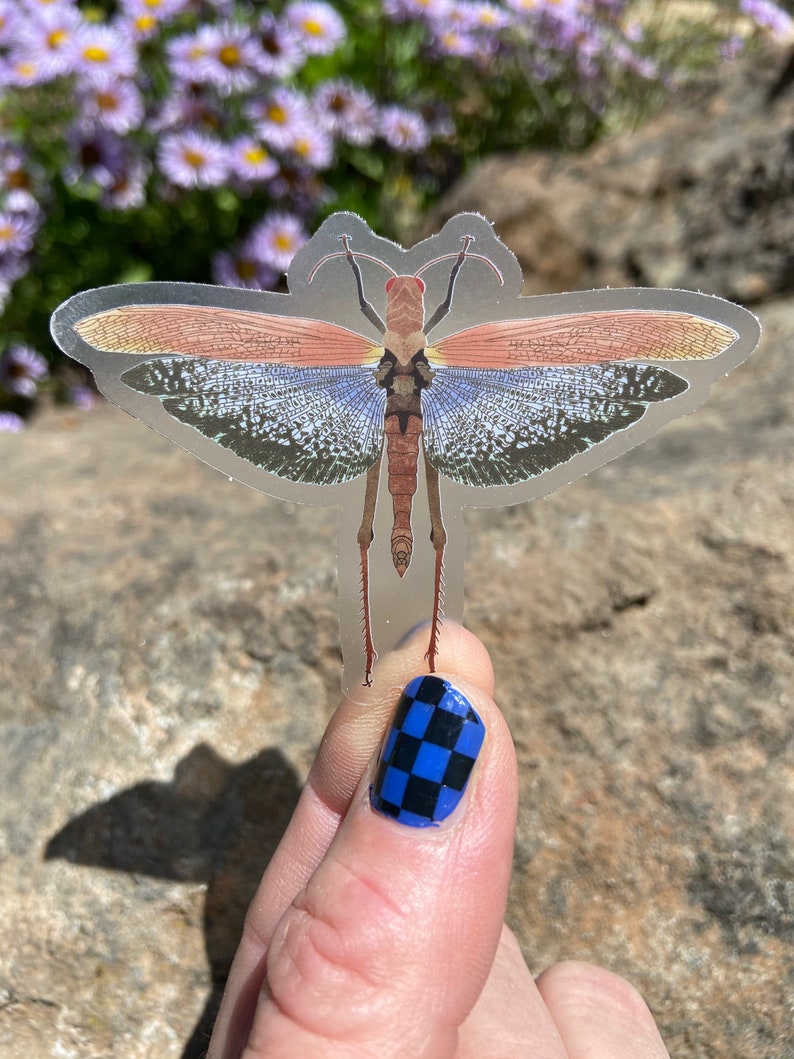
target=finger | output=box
[311,621,495,820]
[536,961,671,1059]
[243,672,518,1057]
[458,925,569,1059]
[208,624,494,1059]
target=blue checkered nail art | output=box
[370,676,485,828]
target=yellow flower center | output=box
[83,46,110,63]
[47,29,68,48]
[135,15,156,31]
[15,61,37,77]
[0,224,14,240]
[244,146,268,164]
[274,233,294,251]
[219,44,241,66]
[302,19,323,36]
[267,104,286,124]
[293,139,310,157]
[96,91,118,111]
[237,260,256,280]
[183,149,206,168]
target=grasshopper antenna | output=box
[422,236,504,334]
[308,235,392,334]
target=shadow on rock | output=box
[45,743,302,1058]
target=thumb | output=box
[244,673,518,1058]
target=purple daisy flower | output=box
[191,22,263,94]
[435,1,487,32]
[432,26,481,58]
[267,164,326,209]
[64,128,127,191]
[379,105,431,151]
[102,158,149,210]
[63,129,144,209]
[740,0,793,36]
[0,147,40,213]
[0,344,49,398]
[0,411,24,433]
[285,121,335,170]
[67,23,137,85]
[246,87,312,151]
[0,211,38,254]
[468,2,513,30]
[212,243,278,290]
[247,212,309,273]
[0,1,21,46]
[157,130,228,189]
[118,13,161,42]
[120,0,189,37]
[313,79,377,145]
[14,4,82,79]
[284,1,346,55]
[227,137,279,183]
[252,12,304,78]
[0,50,56,87]
[80,80,145,135]
[166,30,211,84]
[533,6,590,54]
[67,384,97,409]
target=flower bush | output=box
[0,0,791,428]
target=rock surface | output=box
[426,44,794,305]
[2,51,794,1059]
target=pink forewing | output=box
[430,311,737,368]
[74,304,380,367]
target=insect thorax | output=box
[382,329,427,366]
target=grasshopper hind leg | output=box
[424,454,447,673]
[357,449,383,685]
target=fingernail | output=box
[370,675,485,828]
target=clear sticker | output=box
[51,212,761,700]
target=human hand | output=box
[208,624,670,1058]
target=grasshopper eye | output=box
[384,276,425,293]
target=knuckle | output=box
[265,859,407,1038]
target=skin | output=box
[208,624,671,1059]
